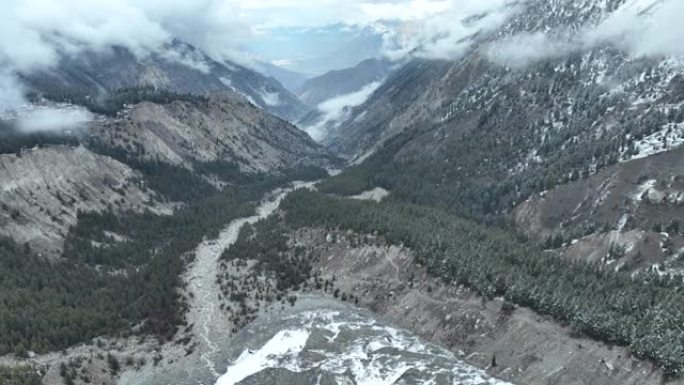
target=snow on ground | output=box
[216,329,310,385]
[216,309,512,385]
[626,123,684,161]
[631,179,657,202]
[350,187,389,202]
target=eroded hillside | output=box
[0,145,168,255]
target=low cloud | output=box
[0,0,254,111]
[303,80,383,141]
[486,0,684,68]
[0,72,27,113]
[380,0,518,61]
[486,32,580,68]
[16,106,93,133]
[587,0,684,58]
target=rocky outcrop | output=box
[0,145,169,256]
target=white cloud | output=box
[17,107,93,133]
[486,0,684,68]
[587,0,684,58]
[0,72,27,113]
[380,0,517,60]
[303,80,383,141]
[486,32,580,68]
[0,0,255,110]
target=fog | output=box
[17,107,93,133]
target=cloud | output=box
[0,0,258,111]
[587,0,684,58]
[17,106,93,133]
[486,0,684,68]
[303,80,383,141]
[0,72,27,113]
[486,32,580,68]
[380,0,517,60]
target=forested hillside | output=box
[271,190,684,377]
[0,161,326,356]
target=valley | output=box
[1,0,684,384]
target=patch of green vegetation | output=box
[222,216,312,292]
[0,161,325,356]
[0,366,42,385]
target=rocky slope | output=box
[0,145,168,256]
[21,41,310,122]
[514,146,684,274]
[89,93,329,172]
[325,0,684,160]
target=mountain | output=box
[20,41,311,122]
[320,0,684,269]
[514,146,684,273]
[297,58,395,107]
[0,92,330,256]
[256,61,310,93]
[90,93,327,172]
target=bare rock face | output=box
[0,145,168,256]
[90,94,329,172]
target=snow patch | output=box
[216,309,511,385]
[626,123,684,161]
[350,188,389,202]
[632,179,657,202]
[215,329,310,385]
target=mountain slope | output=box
[0,145,168,255]
[89,93,328,172]
[297,58,395,107]
[319,0,684,266]
[256,62,310,93]
[20,41,310,122]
